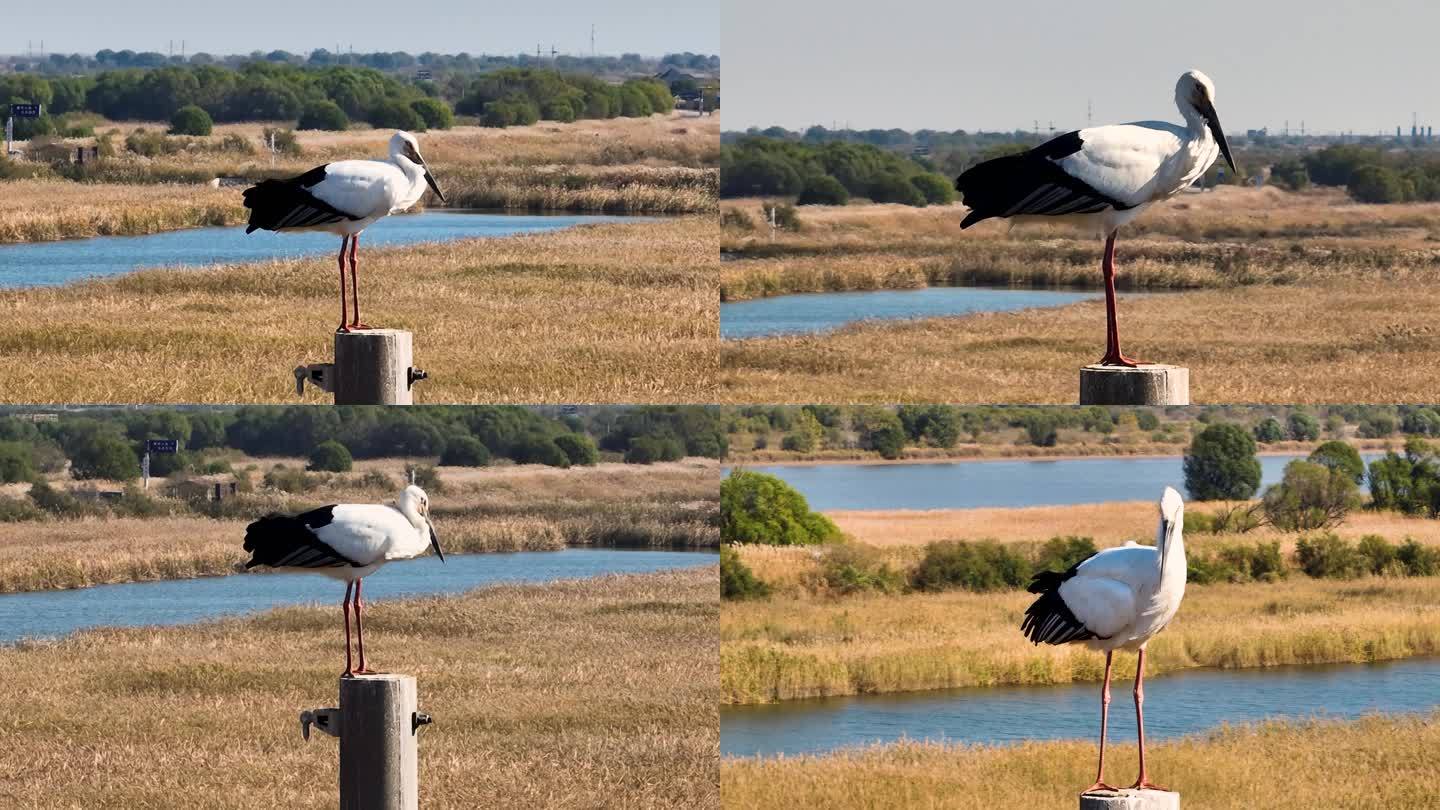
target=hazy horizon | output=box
[2,0,716,59]
[723,0,1440,136]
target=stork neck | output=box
[1159,523,1186,585]
[1178,102,1210,139]
[396,498,425,529]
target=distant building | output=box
[165,473,239,502]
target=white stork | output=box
[956,70,1236,366]
[241,131,446,332]
[242,484,443,677]
[1021,486,1186,795]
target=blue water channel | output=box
[726,453,1383,511]
[720,287,1145,339]
[721,657,1440,757]
[0,548,715,644]
[0,210,631,288]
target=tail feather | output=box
[955,153,1038,229]
[243,509,349,570]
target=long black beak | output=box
[423,167,446,204]
[429,524,445,563]
[1200,98,1237,174]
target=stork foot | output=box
[352,667,377,676]
[1081,782,1123,796]
[1096,351,1146,368]
[336,324,353,334]
[348,322,376,331]
[1128,779,1169,792]
[341,669,354,679]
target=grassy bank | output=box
[718,277,1440,402]
[720,713,1440,810]
[0,460,719,593]
[0,568,718,809]
[0,216,718,403]
[720,576,1440,704]
[719,188,1440,402]
[1,116,720,243]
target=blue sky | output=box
[3,0,715,58]
[723,0,1440,134]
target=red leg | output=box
[336,236,352,334]
[348,234,373,330]
[1082,651,1121,795]
[341,581,354,678]
[1130,646,1167,791]
[1097,232,1145,367]
[353,578,374,675]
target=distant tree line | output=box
[0,405,725,484]
[720,136,955,206]
[3,49,716,77]
[0,63,677,138]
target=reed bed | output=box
[720,576,1440,704]
[0,460,718,593]
[0,180,248,242]
[0,568,719,809]
[720,713,1440,810]
[0,216,719,403]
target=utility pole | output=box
[1087,98,1093,127]
[591,24,596,57]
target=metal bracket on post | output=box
[300,707,342,741]
[407,368,428,391]
[294,363,336,397]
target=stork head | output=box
[399,484,445,562]
[1176,70,1236,174]
[388,131,447,204]
[1157,486,1184,580]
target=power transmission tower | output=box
[591,24,596,57]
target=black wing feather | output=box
[1020,555,1100,646]
[241,164,362,234]
[955,131,1131,229]
[242,505,358,569]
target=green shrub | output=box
[28,480,102,518]
[1024,414,1058,447]
[868,173,926,206]
[820,544,907,595]
[720,546,771,600]
[553,434,599,466]
[1397,539,1440,576]
[0,494,42,522]
[1184,510,1219,534]
[1295,532,1364,579]
[1032,535,1097,573]
[1309,440,1365,485]
[625,436,684,464]
[1135,410,1161,431]
[909,173,956,205]
[169,105,213,136]
[297,100,350,131]
[1184,424,1261,500]
[112,484,173,518]
[0,441,36,483]
[796,175,850,206]
[69,435,139,481]
[1349,165,1407,203]
[482,99,539,128]
[781,431,816,453]
[410,98,454,130]
[1252,417,1285,443]
[1288,411,1321,441]
[541,100,576,123]
[720,470,841,546]
[760,202,801,231]
[911,540,1030,592]
[439,436,491,467]
[512,436,570,468]
[721,208,755,230]
[1262,460,1360,531]
[1357,534,1398,575]
[358,470,393,490]
[368,99,425,130]
[307,440,353,473]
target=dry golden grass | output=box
[0,568,719,809]
[0,460,718,593]
[720,713,1440,810]
[0,216,718,403]
[720,576,1440,704]
[720,187,1440,402]
[2,115,719,243]
[0,180,248,242]
[719,277,1440,402]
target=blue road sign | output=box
[146,439,179,454]
[9,103,41,119]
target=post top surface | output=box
[333,328,413,338]
[339,673,416,684]
[1080,364,1186,373]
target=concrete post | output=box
[339,674,422,810]
[333,330,418,405]
[1080,790,1180,810]
[1079,365,1190,406]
